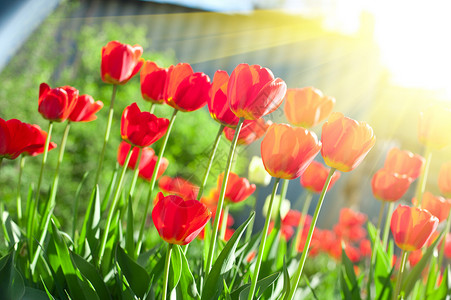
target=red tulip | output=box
[217,172,256,203]
[300,161,341,193]
[101,41,144,85]
[338,208,367,227]
[140,61,168,104]
[139,155,168,182]
[412,191,451,223]
[390,205,438,251]
[208,70,239,127]
[0,118,56,159]
[38,83,79,122]
[164,63,211,112]
[283,87,335,128]
[152,193,211,245]
[158,176,199,201]
[438,162,451,197]
[228,64,287,120]
[444,234,451,259]
[121,103,169,148]
[321,112,376,172]
[408,249,423,267]
[117,141,155,170]
[383,148,424,180]
[359,239,372,257]
[371,169,412,202]
[223,118,271,145]
[261,123,321,180]
[69,94,103,122]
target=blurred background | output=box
[1,0,450,231]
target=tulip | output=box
[164,63,211,112]
[101,40,144,85]
[418,104,451,149]
[121,102,169,148]
[38,83,79,122]
[117,141,155,170]
[321,112,376,172]
[217,172,256,204]
[408,249,423,267]
[224,118,271,145]
[152,192,211,245]
[228,63,287,120]
[139,155,168,182]
[284,87,335,128]
[438,162,451,197]
[383,147,424,180]
[140,61,168,104]
[68,94,103,122]
[412,191,451,223]
[208,70,239,127]
[371,169,412,202]
[248,156,271,186]
[391,205,438,252]
[359,239,372,257]
[300,161,341,193]
[0,118,55,159]
[158,176,199,201]
[261,123,321,180]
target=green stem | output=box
[382,202,395,250]
[287,168,336,300]
[291,191,313,257]
[128,148,143,198]
[274,179,289,229]
[393,250,408,300]
[437,210,451,271]
[414,147,432,207]
[94,84,117,186]
[31,122,71,272]
[27,121,53,251]
[0,158,3,169]
[162,243,173,300]
[16,155,26,225]
[367,202,386,299]
[97,148,133,266]
[135,108,178,257]
[248,177,281,300]
[149,102,155,114]
[205,117,244,275]
[376,202,386,238]
[197,124,225,201]
[219,204,229,240]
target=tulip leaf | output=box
[173,245,200,299]
[202,211,255,300]
[340,244,361,300]
[0,251,26,300]
[281,257,291,297]
[78,185,101,257]
[169,244,182,293]
[229,272,280,300]
[101,167,118,212]
[116,244,151,299]
[1,210,21,247]
[125,196,134,256]
[427,266,450,299]
[402,232,442,298]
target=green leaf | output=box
[78,185,101,257]
[427,266,450,299]
[0,251,25,300]
[71,252,111,300]
[202,211,255,300]
[402,233,442,298]
[125,196,134,256]
[203,222,211,271]
[169,244,182,294]
[340,244,361,300]
[282,257,291,298]
[40,277,56,300]
[1,210,21,246]
[229,272,280,300]
[101,168,118,212]
[175,245,200,299]
[116,244,151,299]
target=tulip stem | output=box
[382,202,395,250]
[248,177,281,300]
[274,179,289,229]
[135,108,178,257]
[414,147,432,207]
[376,202,386,237]
[291,191,313,257]
[219,204,229,240]
[27,121,53,254]
[94,84,117,186]
[205,118,244,275]
[128,148,143,199]
[197,124,225,201]
[287,168,336,300]
[97,148,133,267]
[31,121,71,272]
[437,210,451,273]
[16,155,26,225]
[0,158,3,169]
[393,250,408,300]
[149,102,155,114]
[162,243,173,300]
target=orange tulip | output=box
[418,104,451,149]
[321,112,376,172]
[390,205,438,251]
[223,118,271,145]
[217,172,256,203]
[158,176,199,201]
[261,124,321,180]
[438,162,451,197]
[300,161,341,193]
[283,87,335,128]
[412,191,451,223]
[383,147,424,180]
[208,70,239,127]
[371,169,412,202]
